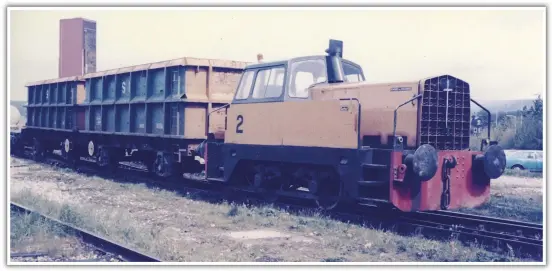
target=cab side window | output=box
[235,70,255,100]
[251,67,285,99]
[289,59,327,98]
[343,62,364,83]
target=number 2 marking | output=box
[236,115,244,133]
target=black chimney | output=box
[325,39,345,84]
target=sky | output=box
[9,8,545,102]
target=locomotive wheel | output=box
[31,138,45,161]
[314,176,343,211]
[251,165,281,203]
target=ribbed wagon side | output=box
[21,76,87,160]
[74,57,249,177]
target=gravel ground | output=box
[9,157,540,262]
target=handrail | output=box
[392,94,422,149]
[208,103,231,117]
[470,98,491,140]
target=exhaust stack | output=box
[325,39,345,84]
[257,53,264,63]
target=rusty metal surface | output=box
[389,150,490,212]
[77,55,248,138]
[82,57,251,79]
[25,76,84,87]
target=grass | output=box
[12,189,181,261]
[503,169,543,179]
[10,157,542,262]
[10,208,85,260]
[13,189,524,262]
[457,174,543,224]
[11,209,68,249]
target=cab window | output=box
[235,70,255,100]
[251,67,285,99]
[289,58,327,98]
[343,62,364,83]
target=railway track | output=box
[10,202,161,262]
[10,153,544,260]
[395,211,543,258]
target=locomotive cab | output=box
[200,39,506,212]
[230,56,365,105]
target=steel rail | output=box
[10,202,161,262]
[416,210,543,239]
[432,210,543,229]
[395,216,542,255]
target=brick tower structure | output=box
[59,18,97,78]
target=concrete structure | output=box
[59,18,97,78]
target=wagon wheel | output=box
[31,138,45,161]
[61,138,77,168]
[96,146,117,172]
[10,134,22,156]
[152,152,174,179]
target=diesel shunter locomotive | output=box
[195,40,506,212]
[14,39,507,212]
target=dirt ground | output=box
[9,157,539,262]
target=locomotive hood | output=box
[310,79,421,148]
[310,75,473,151]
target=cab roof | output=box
[244,55,362,70]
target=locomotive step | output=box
[362,163,388,169]
[358,181,387,186]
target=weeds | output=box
[10,161,543,262]
[10,211,67,246]
[459,175,543,223]
[458,195,542,223]
[502,169,542,178]
[10,209,83,259]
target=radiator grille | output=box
[420,75,470,150]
